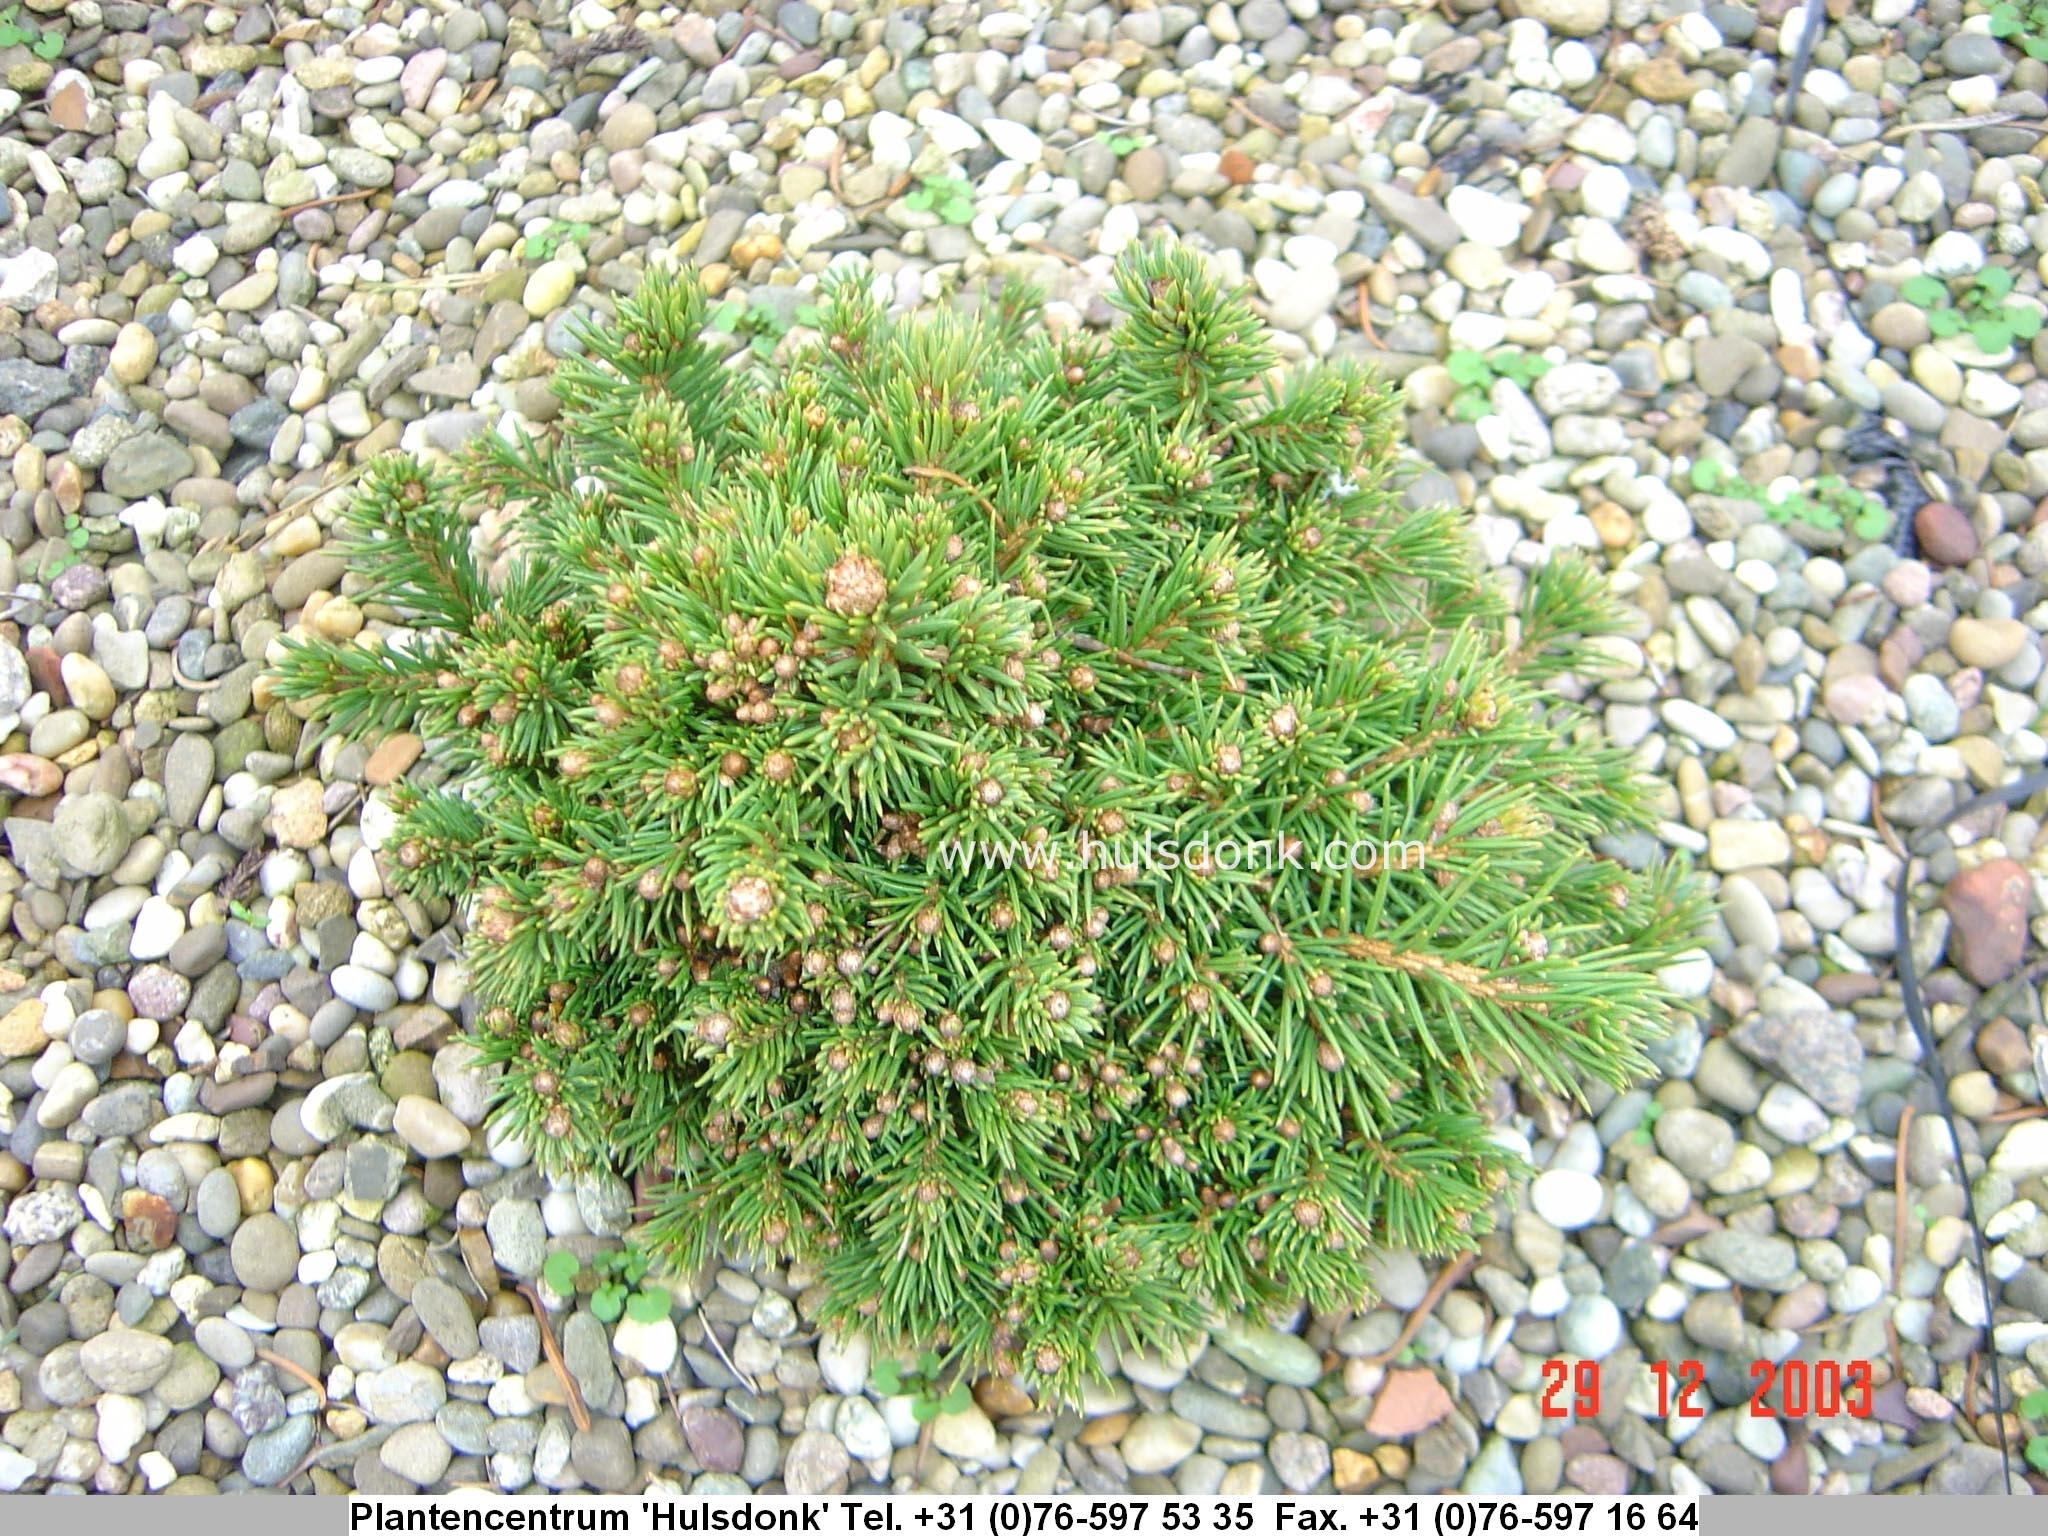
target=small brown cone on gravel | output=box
[1941,857,2032,987]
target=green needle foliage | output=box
[273,242,1699,1403]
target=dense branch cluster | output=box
[275,244,1697,1400]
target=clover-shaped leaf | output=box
[1850,501,1890,541]
[904,187,935,212]
[1927,307,1964,338]
[2021,1389,2048,1420]
[1445,351,1491,387]
[625,1286,670,1324]
[1972,318,2013,353]
[1899,274,1949,310]
[542,1251,580,1295]
[33,28,58,58]
[2008,307,2043,341]
[1688,459,1725,493]
[1976,266,2016,302]
[870,1358,904,1396]
[591,1281,627,1323]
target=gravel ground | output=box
[3,0,2048,1500]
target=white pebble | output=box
[1529,1168,1604,1231]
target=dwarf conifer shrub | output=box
[275,244,1697,1400]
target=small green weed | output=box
[1632,1099,1666,1147]
[522,219,594,263]
[228,899,266,927]
[44,513,90,577]
[903,173,976,226]
[707,295,827,361]
[1687,459,1891,541]
[2021,1388,2048,1476]
[1991,1,2048,61]
[1902,267,2043,352]
[542,1245,672,1325]
[0,6,64,59]
[871,1351,974,1424]
[1445,347,1553,421]
[1096,130,1147,156]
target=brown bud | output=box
[825,552,888,617]
[724,876,776,926]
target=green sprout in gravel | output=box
[1688,459,1892,541]
[44,512,92,578]
[903,172,976,225]
[1096,130,1147,156]
[542,1245,672,1325]
[1991,0,2048,61]
[2021,1387,2048,1475]
[1631,1098,1665,1147]
[523,218,595,263]
[706,294,827,361]
[1902,267,2043,352]
[1445,346,1553,422]
[0,6,64,58]
[871,1351,974,1425]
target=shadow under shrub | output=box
[274,242,1700,1403]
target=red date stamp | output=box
[1540,1358,1876,1419]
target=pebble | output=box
[0,0,2034,1504]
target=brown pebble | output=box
[1975,1016,2034,1076]
[972,1377,1036,1418]
[364,733,425,786]
[1218,148,1255,186]
[0,753,62,797]
[1914,500,1978,566]
[1940,857,2031,986]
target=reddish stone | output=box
[1365,1368,1453,1438]
[24,645,65,706]
[0,753,62,797]
[47,76,90,134]
[681,1406,743,1473]
[1941,857,2031,987]
[1567,1453,1631,1495]
[120,1190,178,1251]
[1219,148,1256,186]
[1914,500,1978,566]
[1768,1439,1810,1495]
[365,733,424,786]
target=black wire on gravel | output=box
[1890,769,2048,1494]
[1778,0,2025,1488]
